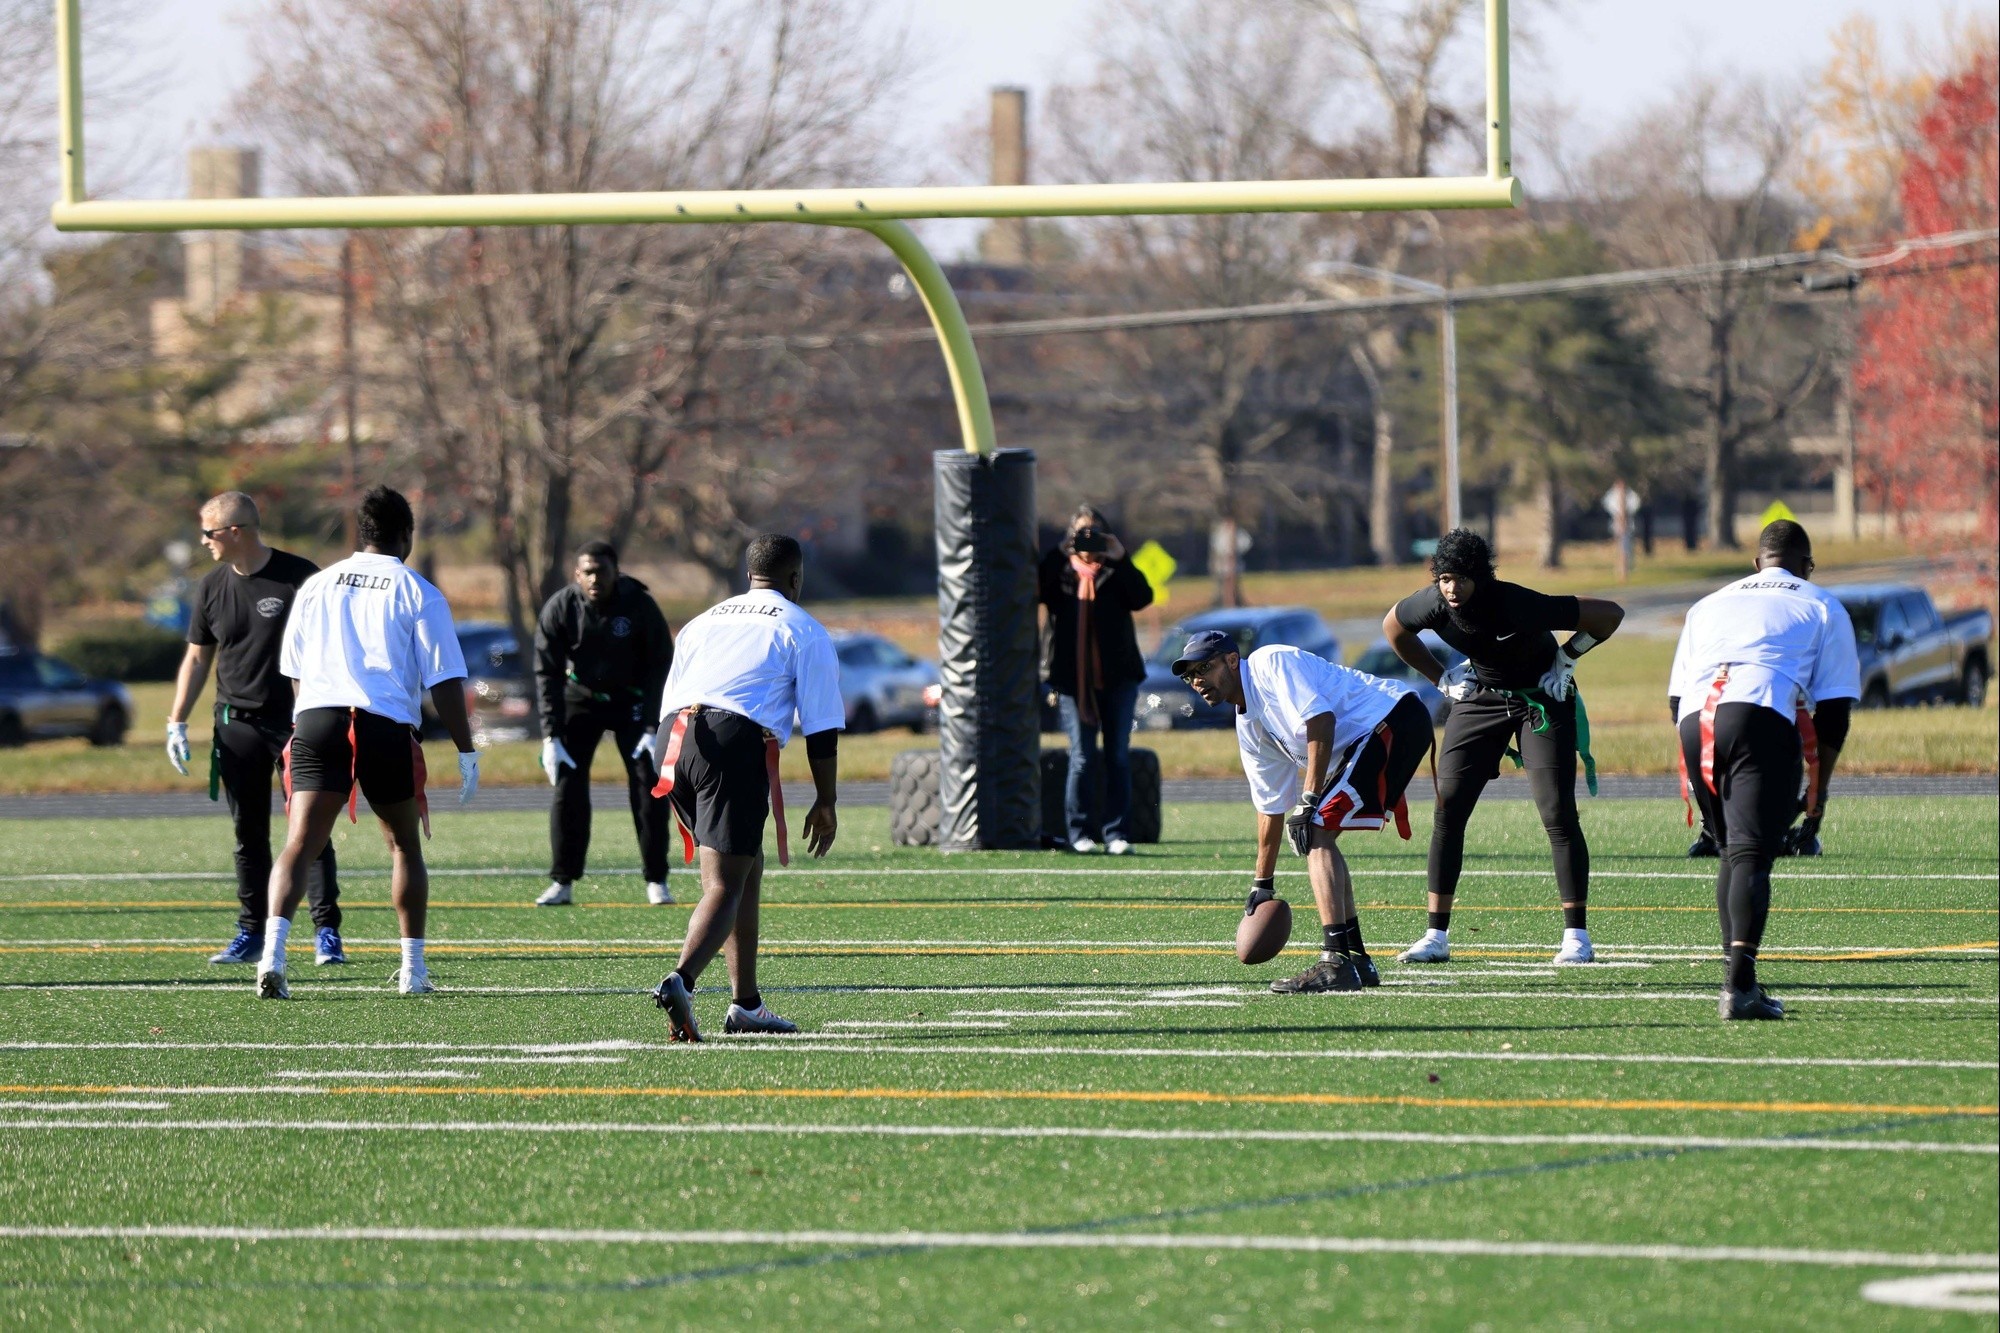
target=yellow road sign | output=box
[1131,540,1178,604]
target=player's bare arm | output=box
[803,729,839,857]
[169,642,215,724]
[1382,608,1445,685]
[1563,597,1626,658]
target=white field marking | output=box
[418,1056,627,1066]
[4,867,1995,884]
[268,1071,478,1081]
[3,1039,1995,1070]
[1466,969,1559,978]
[1,1118,1996,1158]
[0,1100,172,1110]
[820,1021,1011,1030]
[1863,1272,2000,1313]
[0,1223,1990,1271]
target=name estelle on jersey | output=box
[335,572,395,591]
[711,602,781,618]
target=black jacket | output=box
[534,576,674,734]
[1038,547,1154,695]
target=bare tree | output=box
[1592,74,1828,550]
[238,0,909,633]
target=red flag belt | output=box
[650,707,789,867]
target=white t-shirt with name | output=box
[281,552,468,727]
[1236,645,1413,814]
[660,589,845,744]
[1670,570,1861,722]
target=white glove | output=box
[166,721,191,775]
[457,751,480,806]
[631,733,655,765]
[540,738,575,786]
[1539,651,1576,702]
[1438,661,1480,702]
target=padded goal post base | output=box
[932,448,1042,851]
[890,747,1162,849]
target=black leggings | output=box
[1429,690,1588,908]
[215,705,338,933]
[550,704,672,884]
[1678,703,1802,977]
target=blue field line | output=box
[3,1114,1982,1301]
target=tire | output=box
[1861,681,1890,710]
[1039,746,1162,845]
[0,712,22,748]
[889,749,942,847]
[88,704,127,748]
[1962,659,1988,709]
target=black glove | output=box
[1244,878,1275,916]
[1781,814,1823,857]
[1285,800,1317,857]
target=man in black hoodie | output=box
[532,540,676,906]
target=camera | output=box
[1072,527,1108,554]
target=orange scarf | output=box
[1069,554,1104,725]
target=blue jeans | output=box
[1059,680,1139,844]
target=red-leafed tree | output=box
[1853,51,1999,592]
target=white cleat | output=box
[645,880,674,905]
[1070,838,1099,854]
[255,968,290,1000]
[393,965,436,995]
[724,1003,799,1035]
[1105,838,1133,856]
[1396,934,1451,964]
[1553,931,1595,965]
[535,881,573,907]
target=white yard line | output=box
[1,1118,1993,1155]
[3,867,1994,884]
[0,1100,172,1110]
[268,1070,478,1081]
[0,1222,1989,1270]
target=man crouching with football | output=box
[1173,630,1432,993]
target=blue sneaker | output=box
[209,930,263,965]
[314,928,348,966]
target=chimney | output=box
[979,87,1029,267]
[184,147,260,317]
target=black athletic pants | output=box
[1430,690,1588,906]
[549,704,671,884]
[215,703,339,933]
[1678,703,1801,973]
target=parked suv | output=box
[0,651,133,747]
[833,631,939,733]
[420,621,539,744]
[1133,607,1342,731]
[1832,584,1992,709]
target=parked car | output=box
[1352,630,1467,725]
[0,651,133,747]
[833,631,939,733]
[421,621,539,744]
[1831,584,1992,709]
[1133,606,1342,731]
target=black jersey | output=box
[533,576,675,733]
[187,548,320,717]
[1393,580,1581,690]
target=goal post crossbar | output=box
[48,0,1517,457]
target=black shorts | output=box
[287,707,423,809]
[669,708,773,857]
[1309,693,1435,834]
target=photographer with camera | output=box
[1039,505,1154,855]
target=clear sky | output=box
[90,0,1961,256]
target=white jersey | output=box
[1671,570,1861,722]
[660,589,844,744]
[1236,645,1413,814]
[282,552,467,727]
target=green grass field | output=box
[0,798,1994,1329]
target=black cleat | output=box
[652,972,702,1042]
[1687,830,1720,858]
[1270,957,1364,994]
[1719,985,1785,1021]
[1352,953,1381,988]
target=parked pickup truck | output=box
[1831,584,1992,709]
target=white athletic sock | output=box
[1423,927,1449,944]
[400,938,425,973]
[1564,927,1589,941]
[261,917,291,972]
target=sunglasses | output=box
[200,525,239,540]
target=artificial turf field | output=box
[0,797,1994,1330]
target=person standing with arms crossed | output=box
[648,535,843,1041]
[1382,529,1625,966]
[254,487,479,999]
[166,491,344,966]
[1670,520,1858,1020]
[531,540,677,907]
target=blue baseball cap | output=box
[1171,629,1241,678]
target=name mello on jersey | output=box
[334,572,394,591]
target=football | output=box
[1235,896,1293,965]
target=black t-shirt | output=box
[188,548,320,717]
[1393,580,1581,690]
